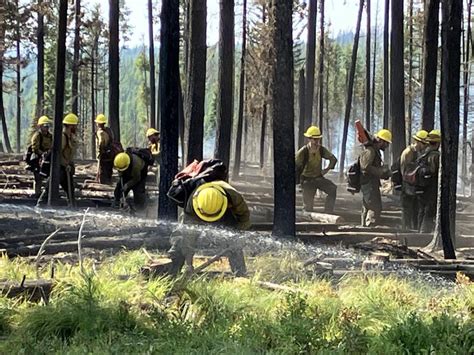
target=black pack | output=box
[24,133,43,171]
[126,147,155,167]
[295,145,324,185]
[391,157,402,191]
[415,150,439,188]
[347,159,361,194]
[167,159,228,208]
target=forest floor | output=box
[0,154,473,352]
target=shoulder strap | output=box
[302,145,309,169]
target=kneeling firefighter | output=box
[168,179,251,277]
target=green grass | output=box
[0,250,472,354]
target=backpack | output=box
[167,159,228,208]
[126,147,155,167]
[24,133,43,171]
[295,145,323,185]
[98,127,123,159]
[346,159,361,194]
[391,158,403,191]
[415,150,439,188]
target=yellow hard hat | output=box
[114,152,131,172]
[63,113,79,125]
[95,114,107,124]
[375,129,392,143]
[192,182,228,222]
[413,130,428,143]
[146,128,159,138]
[37,116,51,126]
[427,129,441,143]
[304,125,322,138]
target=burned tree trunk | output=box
[214,0,234,170]
[148,0,156,128]
[421,0,440,131]
[389,0,406,163]
[108,0,120,141]
[90,36,98,160]
[298,68,305,148]
[339,0,364,180]
[158,0,180,220]
[462,0,472,196]
[259,86,268,170]
[365,0,371,131]
[35,0,45,118]
[407,0,414,141]
[271,0,295,237]
[371,4,378,125]
[304,0,317,127]
[48,0,68,205]
[15,0,21,153]
[383,0,389,129]
[185,0,207,164]
[232,0,247,178]
[71,0,81,114]
[438,0,461,259]
[317,0,325,130]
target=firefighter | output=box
[295,126,338,213]
[95,114,114,184]
[146,128,160,162]
[399,130,429,230]
[112,151,149,211]
[359,129,392,226]
[29,116,53,197]
[37,113,79,206]
[168,180,250,277]
[417,129,440,233]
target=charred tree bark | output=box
[232,0,247,178]
[90,36,98,160]
[298,68,305,148]
[407,0,414,141]
[438,0,461,259]
[185,0,207,164]
[371,3,378,125]
[178,75,185,163]
[108,0,120,141]
[35,0,45,118]
[462,0,472,196]
[304,0,317,127]
[15,0,21,153]
[259,86,268,170]
[271,0,295,238]
[0,1,11,152]
[383,0,389,129]
[158,0,180,220]
[71,0,81,114]
[365,0,371,131]
[339,0,364,180]
[317,0,325,130]
[148,0,156,128]
[214,0,234,170]
[48,0,68,205]
[389,0,406,163]
[421,0,440,131]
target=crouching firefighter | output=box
[168,180,251,277]
[112,149,153,211]
[25,116,53,198]
[37,113,79,207]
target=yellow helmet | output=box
[95,114,107,124]
[146,128,160,138]
[114,152,131,172]
[192,182,228,222]
[304,125,322,138]
[413,130,428,143]
[37,116,51,126]
[427,129,441,143]
[375,129,392,143]
[63,113,79,125]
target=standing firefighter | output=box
[399,130,429,230]
[112,149,153,211]
[168,180,250,277]
[37,113,79,206]
[359,129,392,226]
[146,128,161,161]
[95,114,114,184]
[26,116,53,197]
[295,126,338,213]
[417,129,441,233]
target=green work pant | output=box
[401,185,419,231]
[301,176,337,213]
[361,180,382,226]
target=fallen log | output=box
[304,212,344,224]
[0,278,53,302]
